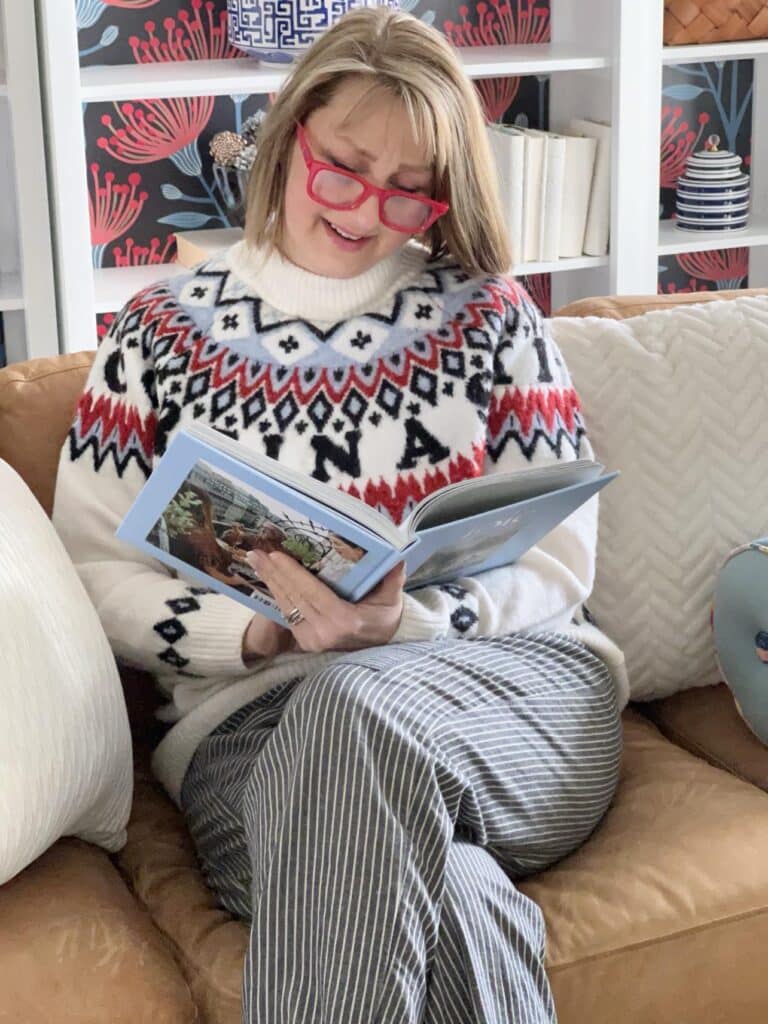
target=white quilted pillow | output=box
[0,461,132,884]
[550,296,768,699]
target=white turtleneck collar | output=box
[225,238,430,322]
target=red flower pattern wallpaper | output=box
[76,0,754,330]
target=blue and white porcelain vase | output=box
[227,0,400,67]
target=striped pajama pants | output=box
[180,633,623,1024]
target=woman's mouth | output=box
[322,218,373,251]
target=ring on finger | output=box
[286,605,305,627]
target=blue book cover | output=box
[117,423,617,627]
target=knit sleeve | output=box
[52,294,258,680]
[393,282,598,643]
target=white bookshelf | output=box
[94,265,188,314]
[79,44,610,103]
[662,38,768,64]
[658,217,768,255]
[34,0,768,352]
[0,2,57,362]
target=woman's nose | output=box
[345,192,380,233]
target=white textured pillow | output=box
[0,461,132,884]
[550,296,768,699]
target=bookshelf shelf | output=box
[79,44,611,103]
[512,254,609,275]
[662,39,768,64]
[94,264,187,318]
[658,217,768,255]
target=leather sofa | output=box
[2,288,768,1024]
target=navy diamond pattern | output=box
[441,350,465,378]
[184,369,212,406]
[376,379,402,418]
[341,388,368,427]
[151,592,209,677]
[211,381,238,419]
[242,390,266,428]
[451,606,479,633]
[410,368,438,407]
[154,618,187,644]
[275,393,300,430]
[308,392,333,431]
[167,596,201,615]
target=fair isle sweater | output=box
[53,240,628,807]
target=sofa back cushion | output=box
[550,292,768,699]
[0,353,95,516]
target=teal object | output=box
[713,538,768,744]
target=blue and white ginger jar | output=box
[228,0,401,67]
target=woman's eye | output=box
[329,157,427,195]
[331,158,356,173]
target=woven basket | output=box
[664,0,768,44]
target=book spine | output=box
[487,126,525,266]
[558,136,597,258]
[540,136,566,263]
[522,134,547,263]
[569,119,611,257]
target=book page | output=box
[408,460,602,532]
[402,469,616,591]
[187,422,409,547]
[146,458,372,611]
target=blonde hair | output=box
[244,7,511,275]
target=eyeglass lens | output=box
[312,168,433,230]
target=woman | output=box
[53,9,627,1022]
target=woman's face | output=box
[279,77,435,279]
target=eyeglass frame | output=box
[295,122,449,234]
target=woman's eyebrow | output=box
[333,133,431,174]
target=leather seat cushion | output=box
[119,709,768,1024]
[0,838,196,1023]
[641,682,768,793]
[521,707,768,1022]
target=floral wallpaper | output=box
[658,58,753,294]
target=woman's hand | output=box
[247,550,406,653]
[241,613,295,664]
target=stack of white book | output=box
[486,119,611,266]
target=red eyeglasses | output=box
[296,122,449,234]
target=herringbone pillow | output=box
[550,296,768,699]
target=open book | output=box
[117,423,617,627]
